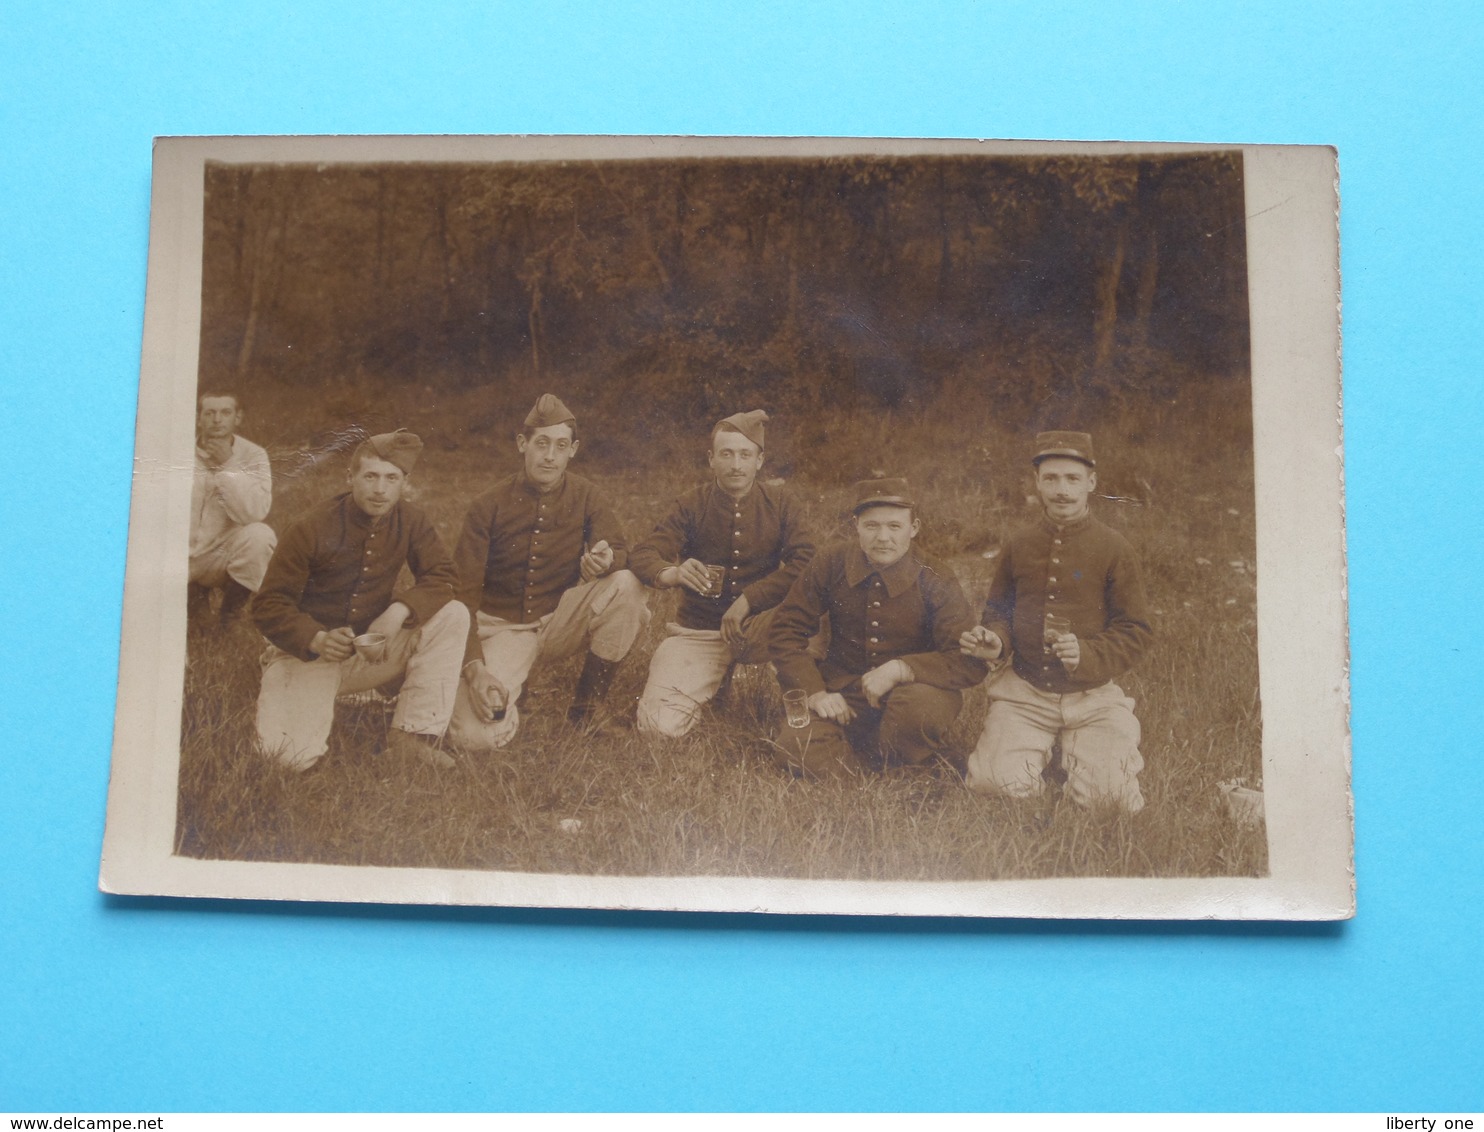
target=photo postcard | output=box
[100,135,1351,919]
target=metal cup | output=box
[1042,614,1071,648]
[353,632,388,662]
[783,688,811,729]
[703,564,726,598]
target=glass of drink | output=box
[783,688,811,729]
[1043,614,1071,649]
[703,564,726,597]
[353,632,388,662]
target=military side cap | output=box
[1032,430,1096,467]
[524,393,577,430]
[851,477,915,514]
[363,428,423,474]
[715,409,768,449]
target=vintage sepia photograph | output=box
[102,136,1350,918]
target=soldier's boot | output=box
[567,653,626,734]
[187,582,214,624]
[1042,740,1069,788]
[386,728,455,769]
[218,580,254,627]
[711,664,738,713]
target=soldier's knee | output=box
[604,569,644,601]
[242,522,277,554]
[425,600,471,634]
[965,731,1047,797]
[636,694,695,738]
[884,682,949,712]
[254,712,324,771]
[881,684,960,733]
[772,723,862,781]
[770,722,813,772]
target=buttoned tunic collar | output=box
[1039,512,1093,538]
[518,469,564,497]
[843,546,920,598]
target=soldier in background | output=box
[189,389,276,627]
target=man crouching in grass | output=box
[250,429,470,771]
[447,393,649,749]
[959,431,1152,813]
[769,478,987,780]
[631,409,816,737]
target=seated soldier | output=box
[960,431,1152,812]
[189,389,276,627]
[448,394,649,749]
[769,478,987,780]
[631,410,816,737]
[251,430,469,771]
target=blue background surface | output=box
[2,0,1480,1112]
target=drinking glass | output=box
[783,688,811,729]
[1042,614,1072,648]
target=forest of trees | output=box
[197,151,1250,436]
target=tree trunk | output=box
[1131,165,1163,353]
[937,164,953,300]
[1092,211,1128,370]
[236,172,285,381]
[527,275,543,378]
[1131,217,1160,352]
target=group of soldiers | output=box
[189,389,1152,813]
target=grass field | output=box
[176,375,1267,880]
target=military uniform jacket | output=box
[629,480,816,631]
[771,539,987,697]
[454,470,630,661]
[982,512,1153,694]
[251,493,457,661]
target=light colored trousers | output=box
[967,665,1146,813]
[189,522,276,591]
[447,570,649,751]
[255,601,469,771]
[635,608,780,738]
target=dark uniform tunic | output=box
[629,481,815,630]
[772,540,987,696]
[453,470,629,663]
[251,493,457,661]
[768,540,986,775]
[981,513,1152,693]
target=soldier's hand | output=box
[465,663,509,723]
[671,558,713,595]
[199,436,233,467]
[860,660,910,708]
[580,539,614,583]
[312,626,356,662]
[959,624,1004,660]
[366,602,411,641]
[808,691,854,725]
[720,594,750,646]
[1051,633,1080,672]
